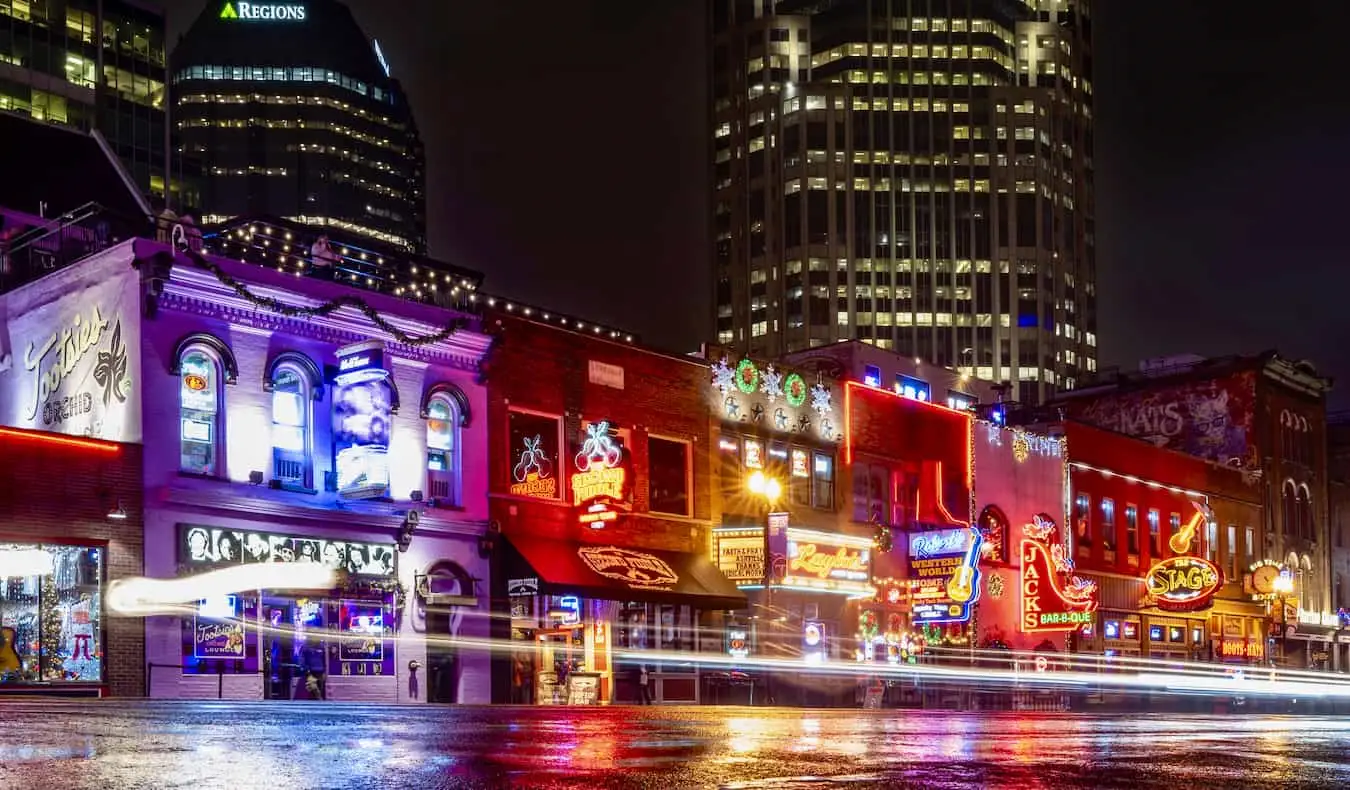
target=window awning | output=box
[505,537,747,611]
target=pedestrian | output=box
[301,641,327,700]
[638,664,652,705]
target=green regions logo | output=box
[220,2,307,21]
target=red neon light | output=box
[843,380,973,490]
[0,427,120,453]
[1020,538,1098,632]
[914,461,965,526]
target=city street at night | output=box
[1,701,1348,789]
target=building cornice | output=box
[157,262,493,372]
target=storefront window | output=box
[1099,498,1116,550]
[0,544,103,684]
[648,437,691,516]
[179,349,220,475]
[508,410,561,500]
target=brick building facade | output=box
[0,428,144,696]
[484,311,741,705]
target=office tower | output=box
[0,0,178,204]
[173,0,426,252]
[710,0,1095,403]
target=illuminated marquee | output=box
[1020,514,1099,632]
[1145,555,1223,612]
[570,421,630,527]
[772,528,873,596]
[220,2,307,21]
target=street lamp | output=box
[746,470,783,704]
[747,470,782,506]
[1273,568,1295,667]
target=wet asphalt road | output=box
[0,702,1348,789]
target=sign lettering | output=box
[570,421,630,526]
[790,543,868,580]
[577,546,679,589]
[1144,556,1222,612]
[221,2,307,21]
[715,533,765,584]
[24,306,111,421]
[1019,514,1099,632]
[772,528,873,596]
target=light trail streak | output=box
[104,579,1347,702]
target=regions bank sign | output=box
[221,2,307,21]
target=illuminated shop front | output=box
[500,409,744,705]
[0,543,105,689]
[713,524,874,676]
[174,526,401,697]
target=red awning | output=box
[506,537,747,611]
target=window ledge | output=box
[276,482,318,495]
[429,501,465,512]
[178,471,228,482]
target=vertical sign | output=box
[333,341,392,500]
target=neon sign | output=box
[772,528,873,595]
[509,435,557,498]
[1020,514,1099,632]
[570,421,629,527]
[908,527,981,623]
[220,2,307,21]
[1145,556,1223,612]
[577,546,678,589]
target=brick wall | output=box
[483,312,713,552]
[0,430,145,696]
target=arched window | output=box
[177,347,223,475]
[976,505,1009,563]
[266,352,322,487]
[1297,483,1313,542]
[424,393,459,504]
[1282,480,1299,542]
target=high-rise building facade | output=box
[0,0,179,203]
[710,0,1095,404]
[172,0,426,253]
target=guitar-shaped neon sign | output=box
[1169,500,1213,555]
[945,526,984,605]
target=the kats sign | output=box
[1145,556,1223,612]
[1020,514,1099,632]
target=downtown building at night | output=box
[709,0,1096,404]
[0,0,182,203]
[172,0,427,252]
[0,210,492,701]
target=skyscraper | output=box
[710,0,1095,404]
[0,0,180,204]
[172,0,427,253]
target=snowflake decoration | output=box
[810,383,832,416]
[760,365,784,402]
[988,574,1006,599]
[711,357,735,394]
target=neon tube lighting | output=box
[0,426,120,453]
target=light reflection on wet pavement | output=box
[0,702,1348,789]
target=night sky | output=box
[167,1,1350,401]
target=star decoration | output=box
[796,414,811,433]
[751,404,765,423]
[711,357,735,394]
[773,408,788,430]
[810,383,832,416]
[819,418,834,440]
[760,365,784,402]
[723,395,740,419]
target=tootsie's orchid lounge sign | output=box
[0,261,141,441]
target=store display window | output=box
[0,544,104,684]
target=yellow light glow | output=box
[747,471,782,503]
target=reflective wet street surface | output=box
[1,701,1348,789]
